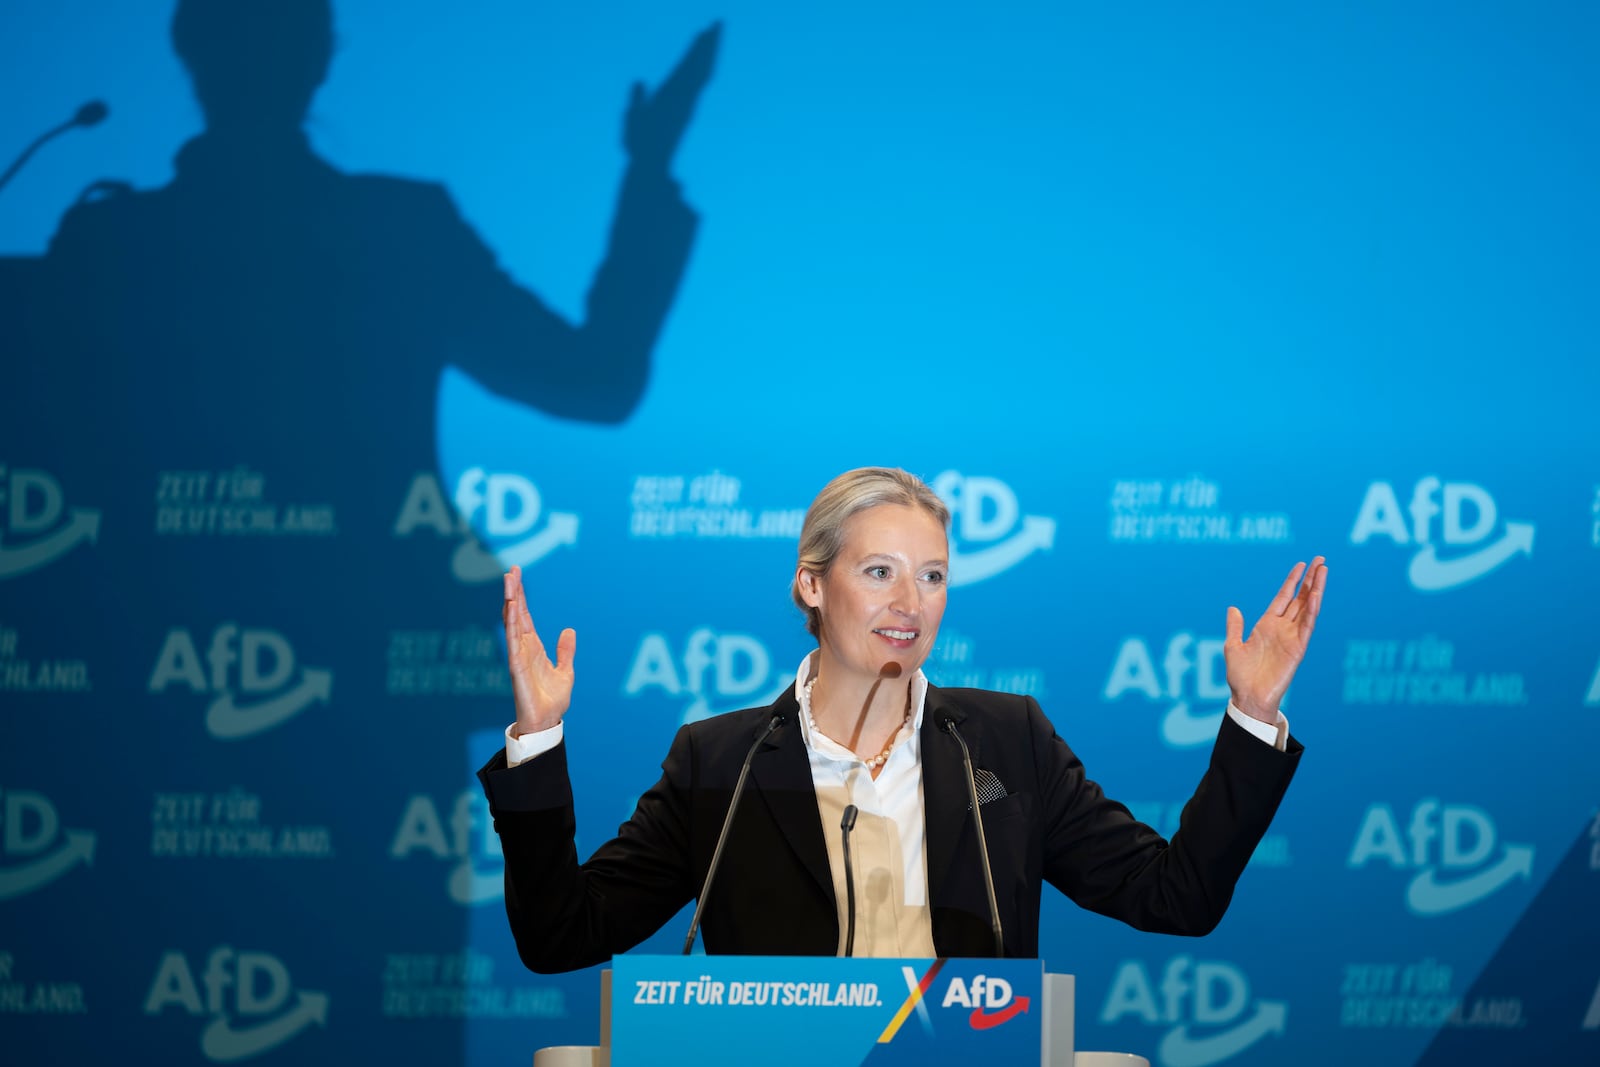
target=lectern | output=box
[588,956,1077,1067]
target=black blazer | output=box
[478,684,1301,973]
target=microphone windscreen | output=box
[75,101,110,127]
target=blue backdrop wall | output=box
[3,2,1597,1064]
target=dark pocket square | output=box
[972,768,1008,808]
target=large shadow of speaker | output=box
[0,3,721,1063]
[15,0,715,475]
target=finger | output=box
[555,628,577,673]
[505,567,547,660]
[673,24,720,86]
[1284,577,1309,622]
[502,568,521,634]
[1291,554,1326,615]
[503,567,527,634]
[1264,561,1307,618]
[1289,556,1331,628]
[1300,562,1328,634]
[514,567,535,634]
[1225,605,1245,648]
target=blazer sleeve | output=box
[1032,699,1302,936]
[478,727,699,973]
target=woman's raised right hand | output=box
[503,565,576,737]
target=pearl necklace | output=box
[802,678,912,770]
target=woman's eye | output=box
[923,570,946,585]
[867,566,891,580]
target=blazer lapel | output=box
[921,686,977,908]
[748,686,835,907]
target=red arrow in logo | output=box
[970,996,1030,1030]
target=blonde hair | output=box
[791,468,950,637]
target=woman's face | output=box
[797,503,949,685]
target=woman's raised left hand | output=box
[1224,556,1329,724]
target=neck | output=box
[807,656,913,753]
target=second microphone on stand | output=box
[840,804,859,957]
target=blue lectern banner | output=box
[611,956,1043,1067]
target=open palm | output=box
[1224,557,1328,723]
[503,565,577,736]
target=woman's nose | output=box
[889,575,918,615]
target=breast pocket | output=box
[977,793,1034,880]
[977,792,1026,826]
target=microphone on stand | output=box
[940,716,1003,957]
[840,804,859,957]
[681,712,788,955]
[0,101,110,195]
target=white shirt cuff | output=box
[1226,703,1289,752]
[505,721,564,768]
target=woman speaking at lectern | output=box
[478,467,1325,969]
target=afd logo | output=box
[0,466,100,579]
[149,625,331,740]
[1101,957,1286,1067]
[390,790,504,906]
[394,469,578,583]
[624,629,789,724]
[1104,634,1229,748]
[941,973,1031,1030]
[0,789,95,901]
[1348,800,1534,916]
[930,472,1055,587]
[144,947,327,1062]
[1350,478,1533,592]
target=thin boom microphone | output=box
[0,100,110,196]
[840,804,859,957]
[941,716,1003,957]
[681,712,787,955]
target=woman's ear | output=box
[795,566,822,609]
